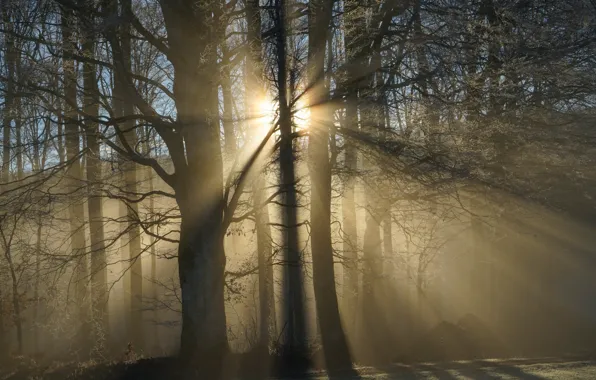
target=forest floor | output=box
[306,359,596,379]
[2,357,596,379]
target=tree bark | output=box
[143,125,160,352]
[221,42,236,159]
[340,0,365,335]
[0,5,14,355]
[0,281,4,362]
[359,40,388,363]
[119,0,144,350]
[307,0,353,371]
[34,214,42,353]
[2,4,14,183]
[0,219,23,355]
[275,0,306,356]
[7,249,22,354]
[158,1,229,375]
[246,0,276,352]
[79,1,109,351]
[61,4,90,351]
[382,212,393,274]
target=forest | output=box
[1,0,596,378]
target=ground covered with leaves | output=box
[3,357,596,379]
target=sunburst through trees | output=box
[1,0,596,378]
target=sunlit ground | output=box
[306,359,596,379]
[4,357,596,379]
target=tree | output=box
[245,0,277,352]
[78,0,108,349]
[112,0,144,351]
[273,0,307,357]
[339,0,365,336]
[60,3,90,350]
[307,0,352,371]
[103,0,232,373]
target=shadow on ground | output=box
[3,355,596,379]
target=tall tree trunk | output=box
[340,0,365,335]
[0,6,15,355]
[14,98,22,181]
[122,0,143,351]
[253,176,276,349]
[33,117,50,354]
[359,40,389,363]
[79,1,109,352]
[119,194,130,338]
[382,212,393,274]
[413,0,439,327]
[0,278,4,361]
[175,106,227,375]
[140,124,160,353]
[221,43,236,159]
[147,164,160,352]
[2,4,14,183]
[110,0,143,350]
[158,2,229,375]
[360,207,383,356]
[61,4,90,351]
[34,214,42,353]
[275,0,306,356]
[245,0,276,352]
[2,243,23,355]
[307,0,352,371]
[14,33,22,181]
[10,257,22,354]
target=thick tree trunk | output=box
[177,205,228,374]
[246,0,276,352]
[359,36,390,361]
[0,6,14,355]
[175,95,228,373]
[340,0,365,335]
[108,0,143,349]
[275,0,306,356]
[341,129,358,332]
[119,0,144,350]
[159,2,229,374]
[61,5,90,351]
[307,0,352,371]
[33,118,49,354]
[79,4,109,350]
[174,86,228,377]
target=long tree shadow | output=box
[414,364,460,379]
[486,361,547,379]
[375,360,552,379]
[440,360,548,380]
[446,362,503,380]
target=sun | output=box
[250,96,310,145]
[256,97,276,126]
